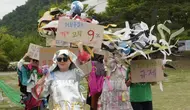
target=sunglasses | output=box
[32,59,39,62]
[57,57,69,62]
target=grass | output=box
[0,72,22,110]
[0,60,190,110]
[152,69,190,110]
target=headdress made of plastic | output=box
[49,49,77,72]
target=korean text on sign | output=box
[130,59,164,83]
[56,17,104,48]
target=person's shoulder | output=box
[20,65,29,70]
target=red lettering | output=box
[88,30,95,41]
[60,31,69,37]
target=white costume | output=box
[32,49,91,110]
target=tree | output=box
[0,51,9,71]
[105,0,190,29]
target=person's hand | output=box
[77,42,83,52]
[23,52,29,59]
[41,65,49,75]
[151,82,157,85]
[125,79,131,87]
[36,75,46,86]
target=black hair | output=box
[91,54,104,63]
[52,54,76,72]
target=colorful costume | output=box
[98,55,133,110]
[17,59,43,110]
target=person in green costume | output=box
[126,62,156,110]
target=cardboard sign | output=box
[39,47,78,66]
[78,61,92,76]
[56,17,104,48]
[131,59,164,83]
[27,43,42,60]
[55,39,70,47]
[45,37,70,47]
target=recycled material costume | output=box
[32,49,91,110]
[97,53,133,110]
[17,57,43,110]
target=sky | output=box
[82,0,107,13]
[0,0,28,19]
[0,0,107,19]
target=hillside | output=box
[0,0,66,37]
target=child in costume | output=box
[97,52,133,110]
[17,53,44,110]
[32,43,92,110]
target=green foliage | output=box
[0,33,17,60]
[0,0,189,66]
[0,51,9,71]
[0,0,52,37]
[0,0,189,36]
[104,0,190,29]
[0,32,45,62]
[0,0,64,66]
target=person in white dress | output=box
[32,44,92,110]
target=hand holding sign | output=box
[131,59,164,83]
[22,52,29,59]
[77,42,83,52]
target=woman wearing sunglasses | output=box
[17,53,44,110]
[32,43,92,110]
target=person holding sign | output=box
[126,67,156,110]
[17,53,44,110]
[32,42,92,110]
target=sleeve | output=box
[31,73,52,100]
[17,58,25,71]
[20,66,29,86]
[77,50,91,63]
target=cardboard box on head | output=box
[130,59,164,83]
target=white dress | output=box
[40,69,86,110]
[98,56,133,110]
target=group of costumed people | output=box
[17,1,184,110]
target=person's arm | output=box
[125,68,131,87]
[31,73,51,100]
[17,53,28,70]
[74,42,92,78]
[125,79,131,87]
[77,42,91,64]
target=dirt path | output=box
[0,72,16,76]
